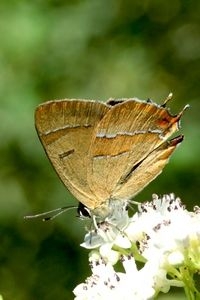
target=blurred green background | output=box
[0,0,199,299]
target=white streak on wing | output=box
[43,124,91,135]
[96,129,162,138]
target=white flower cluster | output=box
[74,194,200,300]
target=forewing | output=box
[35,99,110,209]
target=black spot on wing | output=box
[59,149,75,159]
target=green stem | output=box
[179,266,200,300]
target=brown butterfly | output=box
[34,94,187,219]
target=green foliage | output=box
[0,0,199,299]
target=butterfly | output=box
[34,94,187,219]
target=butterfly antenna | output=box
[24,206,77,221]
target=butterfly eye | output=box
[77,203,91,218]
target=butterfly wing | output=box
[112,135,183,199]
[88,98,183,204]
[35,99,110,209]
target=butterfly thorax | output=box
[91,198,129,221]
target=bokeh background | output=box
[0,0,199,299]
